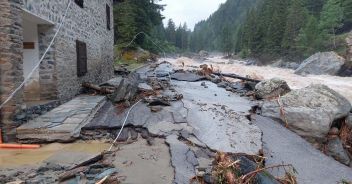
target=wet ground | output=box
[1,57,352,184]
[0,141,109,169]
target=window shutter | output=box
[74,0,84,8]
[76,40,87,77]
[106,4,111,30]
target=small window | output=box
[106,4,111,30]
[75,0,84,8]
[76,40,87,77]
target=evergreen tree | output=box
[165,19,176,45]
[282,0,308,54]
[113,0,164,50]
[220,25,234,56]
[319,0,344,48]
[296,15,322,57]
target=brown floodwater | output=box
[167,57,352,103]
[0,141,110,168]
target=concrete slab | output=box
[17,95,106,143]
[253,115,352,184]
[174,81,262,155]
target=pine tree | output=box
[296,15,322,57]
[220,25,233,56]
[282,0,308,55]
[319,0,344,48]
[165,19,176,45]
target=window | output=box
[106,4,111,30]
[76,40,87,77]
[74,0,84,8]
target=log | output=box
[212,72,261,83]
[82,82,115,94]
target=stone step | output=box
[17,95,106,143]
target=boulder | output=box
[294,52,345,76]
[199,50,209,58]
[261,84,351,140]
[255,78,291,99]
[101,73,140,103]
[327,137,351,165]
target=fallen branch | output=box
[213,72,261,83]
[82,82,115,94]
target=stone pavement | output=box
[17,95,106,143]
[253,115,352,184]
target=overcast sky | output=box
[160,0,227,30]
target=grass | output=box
[115,59,145,71]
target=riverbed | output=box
[166,57,352,103]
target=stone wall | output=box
[0,0,24,141]
[24,0,114,101]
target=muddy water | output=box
[167,57,352,103]
[0,141,110,168]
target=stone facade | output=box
[0,0,24,141]
[24,0,114,100]
[0,0,114,140]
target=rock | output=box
[129,129,138,140]
[327,137,351,165]
[171,72,206,82]
[138,83,153,92]
[199,50,209,58]
[255,78,291,99]
[150,106,163,112]
[295,52,345,76]
[217,81,228,88]
[235,156,280,184]
[347,113,352,128]
[102,73,140,103]
[140,129,150,139]
[261,84,352,140]
[116,128,129,142]
[287,62,300,70]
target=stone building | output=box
[0,0,114,140]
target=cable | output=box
[108,99,142,151]
[117,31,166,62]
[0,0,72,110]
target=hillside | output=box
[190,0,352,62]
[190,0,259,52]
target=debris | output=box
[150,106,163,112]
[59,166,90,182]
[82,82,115,94]
[171,72,206,82]
[212,72,261,83]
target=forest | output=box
[114,0,352,62]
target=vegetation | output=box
[113,0,352,62]
[190,0,352,62]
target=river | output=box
[166,57,352,103]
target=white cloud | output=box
[160,0,226,30]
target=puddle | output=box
[0,141,110,168]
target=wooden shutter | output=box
[76,40,87,77]
[74,0,84,8]
[106,4,111,30]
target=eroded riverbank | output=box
[167,57,352,103]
